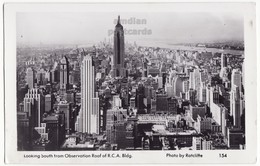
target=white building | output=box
[230,85,242,128]
[26,67,35,89]
[231,69,242,91]
[165,83,174,97]
[23,88,44,127]
[202,139,212,150]
[75,55,99,134]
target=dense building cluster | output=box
[17,16,245,151]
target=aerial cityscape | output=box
[17,14,245,151]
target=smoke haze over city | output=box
[17,12,244,46]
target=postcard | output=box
[3,2,257,164]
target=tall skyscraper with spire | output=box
[75,55,99,134]
[113,15,126,77]
[60,56,69,96]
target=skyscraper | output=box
[113,16,125,77]
[221,53,227,69]
[23,88,45,127]
[231,69,242,91]
[51,61,60,83]
[193,68,201,100]
[106,107,127,148]
[42,113,65,150]
[58,101,73,134]
[183,80,189,93]
[26,67,35,89]
[44,94,52,112]
[165,83,174,97]
[36,68,46,86]
[189,70,195,90]
[187,89,197,106]
[199,83,207,102]
[75,55,99,134]
[60,56,70,94]
[230,85,241,128]
[173,76,183,97]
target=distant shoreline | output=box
[138,43,244,56]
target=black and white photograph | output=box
[3,2,257,164]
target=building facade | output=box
[75,55,99,134]
[113,16,126,77]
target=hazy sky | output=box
[17,12,244,46]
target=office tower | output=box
[227,128,245,149]
[155,75,163,89]
[92,96,100,134]
[58,101,73,134]
[161,72,167,88]
[44,94,52,112]
[45,70,51,83]
[121,88,129,108]
[190,105,206,120]
[209,86,220,109]
[193,68,201,100]
[242,61,245,88]
[160,63,166,76]
[113,16,126,77]
[144,86,151,98]
[199,83,207,102]
[221,53,227,69]
[60,56,70,94]
[26,67,35,89]
[141,58,147,77]
[156,94,168,114]
[75,55,99,134]
[130,97,136,108]
[168,97,178,115]
[202,139,212,150]
[136,84,145,114]
[71,66,80,85]
[165,83,174,97]
[113,95,122,108]
[220,66,229,81]
[17,112,31,150]
[206,84,211,105]
[188,89,197,106]
[36,68,46,86]
[174,76,183,97]
[231,69,242,91]
[183,80,189,93]
[189,70,195,90]
[212,87,220,104]
[193,137,202,150]
[69,74,73,85]
[125,117,138,149]
[51,61,60,83]
[23,88,45,127]
[199,70,208,84]
[34,123,49,142]
[230,86,241,128]
[151,98,157,114]
[106,107,127,149]
[43,113,65,150]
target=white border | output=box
[3,2,257,164]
